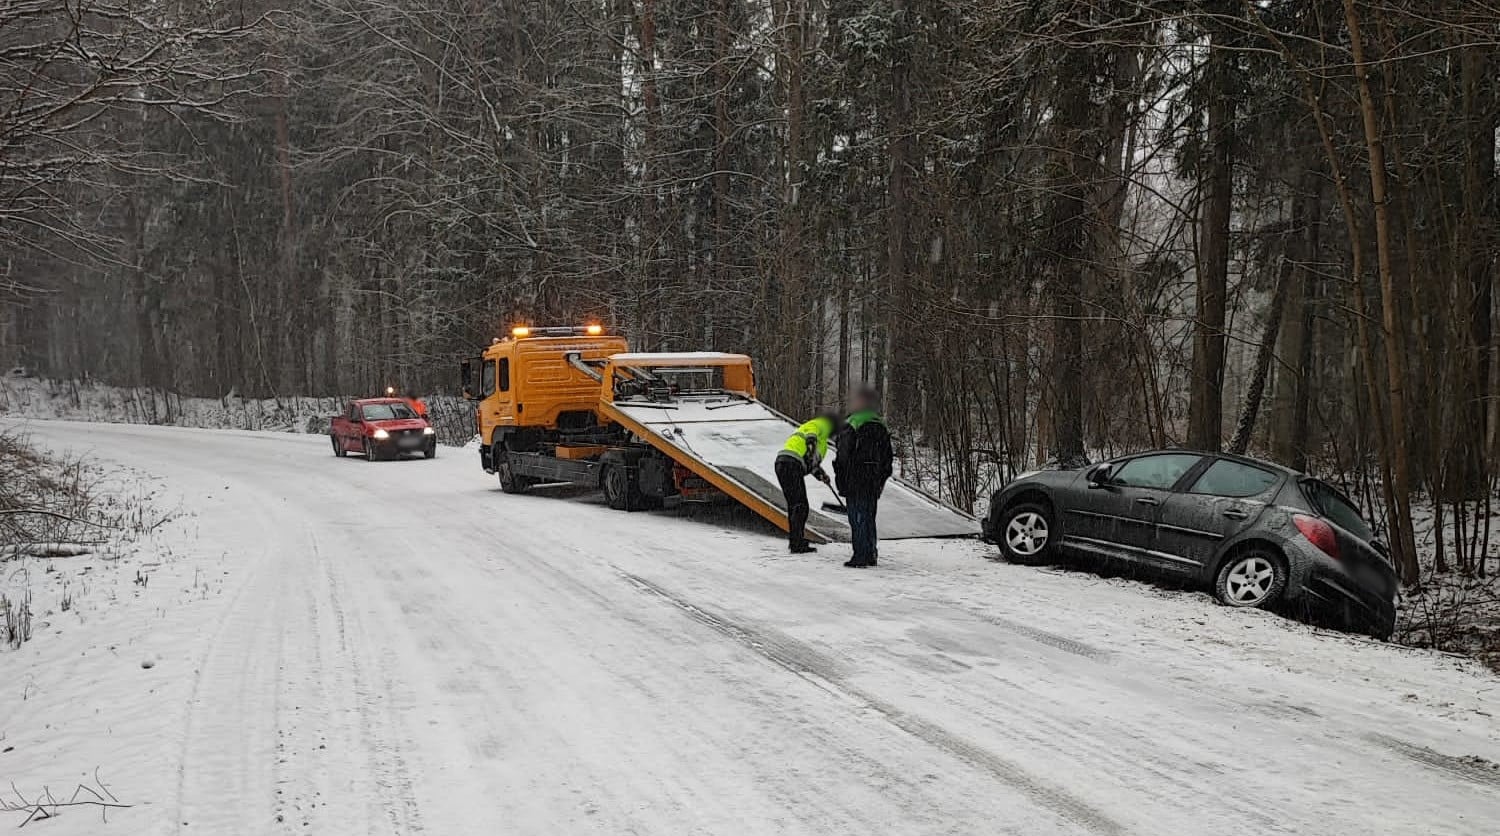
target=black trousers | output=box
[774,456,810,545]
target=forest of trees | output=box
[2,1,1497,584]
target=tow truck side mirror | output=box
[460,360,475,401]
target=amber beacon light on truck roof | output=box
[507,324,604,340]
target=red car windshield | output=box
[362,403,416,421]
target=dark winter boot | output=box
[843,558,873,568]
[789,540,817,554]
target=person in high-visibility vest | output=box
[774,412,840,553]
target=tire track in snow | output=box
[616,569,1125,836]
[956,608,1111,661]
[310,526,426,835]
[173,533,285,834]
[444,528,989,833]
[1365,733,1500,788]
[863,561,1112,661]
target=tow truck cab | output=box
[462,326,629,463]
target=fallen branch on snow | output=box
[2,771,131,827]
[0,509,112,528]
[0,543,97,561]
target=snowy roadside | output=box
[0,428,192,827]
[0,377,473,444]
[1401,500,1500,672]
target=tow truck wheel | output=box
[496,451,529,494]
[332,435,346,458]
[603,464,645,512]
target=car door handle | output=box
[1135,497,1160,506]
[1222,509,1249,520]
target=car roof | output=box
[1118,448,1303,479]
[354,398,407,405]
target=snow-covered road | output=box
[3,422,1499,835]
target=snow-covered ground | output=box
[1402,501,1500,670]
[2,420,1499,835]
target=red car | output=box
[330,398,436,460]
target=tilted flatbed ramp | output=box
[601,396,979,543]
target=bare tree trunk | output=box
[1344,0,1418,583]
[125,193,160,389]
[1228,224,1295,455]
[782,0,808,411]
[1273,176,1320,471]
[1188,20,1233,452]
[638,0,660,349]
[1045,52,1092,464]
[275,70,297,393]
[714,0,732,335]
[884,0,912,418]
[1461,45,1496,482]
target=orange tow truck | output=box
[460,325,736,509]
[460,325,979,542]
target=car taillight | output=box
[1294,514,1340,559]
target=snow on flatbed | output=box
[2,420,1498,835]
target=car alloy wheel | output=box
[1006,511,1049,557]
[1221,555,1278,607]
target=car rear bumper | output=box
[1286,544,1397,637]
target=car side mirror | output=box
[1086,465,1112,488]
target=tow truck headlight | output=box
[372,428,390,440]
[422,427,435,436]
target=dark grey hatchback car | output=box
[981,451,1399,639]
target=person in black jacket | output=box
[833,387,894,567]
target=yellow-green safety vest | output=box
[781,416,834,469]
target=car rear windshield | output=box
[1301,480,1375,541]
[363,403,416,421]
